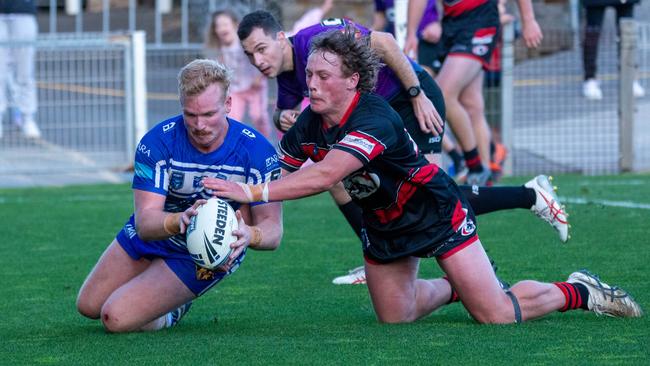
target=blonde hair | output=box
[177,59,231,104]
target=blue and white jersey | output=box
[132,115,280,248]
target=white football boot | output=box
[567,269,643,318]
[332,266,366,285]
[166,301,193,327]
[583,79,603,100]
[524,175,569,242]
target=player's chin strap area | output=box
[505,290,522,324]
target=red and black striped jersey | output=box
[279,93,470,260]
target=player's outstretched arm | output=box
[370,30,444,136]
[515,0,543,48]
[203,149,362,203]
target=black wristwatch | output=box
[407,85,421,98]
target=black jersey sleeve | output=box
[332,95,401,165]
[278,114,310,172]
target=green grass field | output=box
[1,174,649,365]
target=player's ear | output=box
[224,95,232,114]
[277,31,287,43]
[347,72,360,91]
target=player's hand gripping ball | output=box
[186,198,238,270]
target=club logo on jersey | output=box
[473,45,489,56]
[193,175,204,188]
[170,171,185,190]
[344,171,380,199]
[461,218,476,236]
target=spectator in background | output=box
[581,0,645,100]
[204,10,273,140]
[0,0,40,138]
[405,0,543,186]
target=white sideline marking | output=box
[0,193,126,204]
[578,179,648,186]
[561,196,650,210]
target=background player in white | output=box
[204,28,642,324]
[76,59,283,333]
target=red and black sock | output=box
[464,148,483,173]
[554,282,590,311]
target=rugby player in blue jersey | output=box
[204,28,642,323]
[236,11,569,285]
[76,59,283,333]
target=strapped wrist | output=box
[163,213,182,235]
[249,226,263,248]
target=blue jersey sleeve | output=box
[132,125,172,196]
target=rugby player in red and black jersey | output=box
[204,28,642,323]
[405,0,542,186]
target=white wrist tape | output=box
[262,182,269,202]
[236,182,255,202]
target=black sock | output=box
[464,148,482,173]
[458,185,536,216]
[448,149,463,171]
[337,201,364,241]
[554,282,590,311]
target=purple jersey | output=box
[374,0,438,37]
[276,18,422,110]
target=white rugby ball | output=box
[186,198,238,270]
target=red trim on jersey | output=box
[280,153,305,169]
[373,164,439,224]
[338,131,385,160]
[338,91,361,128]
[447,52,489,68]
[439,235,479,260]
[444,0,488,18]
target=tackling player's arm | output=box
[133,189,204,241]
[203,149,362,203]
[369,30,443,135]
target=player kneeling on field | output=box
[204,27,642,324]
[76,59,282,333]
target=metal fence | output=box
[500,18,649,175]
[0,32,145,186]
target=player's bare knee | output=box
[76,293,101,319]
[100,304,132,333]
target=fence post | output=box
[501,22,515,176]
[619,19,636,172]
[132,31,148,150]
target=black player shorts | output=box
[418,39,444,74]
[388,70,446,154]
[439,2,500,68]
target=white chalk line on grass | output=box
[577,179,649,186]
[560,196,650,210]
[0,193,127,204]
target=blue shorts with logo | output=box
[116,215,245,296]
